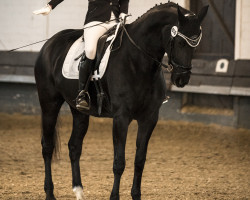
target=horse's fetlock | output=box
[131,190,141,200]
[45,188,56,200]
[45,194,56,200]
[73,186,84,200]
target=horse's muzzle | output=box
[171,69,191,88]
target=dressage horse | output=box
[35,2,208,200]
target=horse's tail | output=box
[40,115,61,160]
[53,119,61,160]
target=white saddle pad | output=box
[62,23,121,80]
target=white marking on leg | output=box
[73,186,84,200]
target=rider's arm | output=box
[119,0,129,22]
[48,0,64,9]
[119,0,129,15]
[33,0,63,15]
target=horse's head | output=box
[162,5,208,88]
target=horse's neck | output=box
[128,9,176,60]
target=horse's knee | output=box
[113,159,126,176]
[134,156,146,172]
[68,143,82,161]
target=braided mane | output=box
[133,2,178,23]
[132,2,194,25]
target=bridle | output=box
[172,26,202,48]
[167,25,202,74]
[121,23,202,74]
[121,24,173,72]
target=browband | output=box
[171,26,202,48]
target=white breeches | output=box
[84,12,117,59]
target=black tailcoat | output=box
[48,0,129,24]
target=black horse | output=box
[35,2,208,200]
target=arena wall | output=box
[235,0,250,60]
[0,0,187,52]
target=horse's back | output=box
[35,29,83,75]
[35,29,82,84]
[34,29,83,106]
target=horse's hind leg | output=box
[68,107,89,200]
[131,113,159,200]
[39,91,65,200]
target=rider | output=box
[33,0,129,110]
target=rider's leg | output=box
[76,14,118,110]
[76,57,94,110]
[76,22,108,110]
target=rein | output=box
[121,24,173,72]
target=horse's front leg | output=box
[110,115,131,200]
[68,107,89,200]
[131,114,159,200]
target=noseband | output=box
[168,26,202,74]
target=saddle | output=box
[95,25,121,70]
[80,23,123,78]
[80,23,123,115]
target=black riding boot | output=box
[76,57,95,111]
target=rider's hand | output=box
[33,4,52,15]
[119,13,127,24]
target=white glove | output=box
[33,4,52,15]
[119,13,128,23]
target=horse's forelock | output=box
[178,15,201,37]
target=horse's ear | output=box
[197,5,209,24]
[177,6,187,25]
